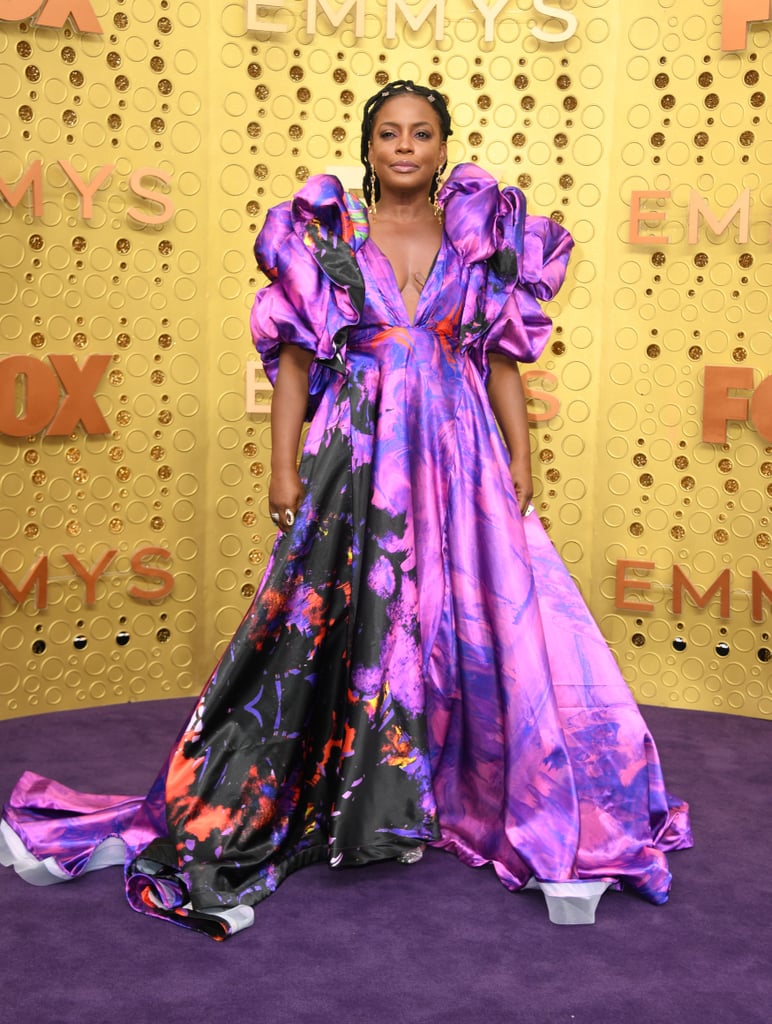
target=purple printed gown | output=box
[0,165,692,938]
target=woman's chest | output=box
[357,236,464,330]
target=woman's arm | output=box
[268,344,314,530]
[486,352,533,516]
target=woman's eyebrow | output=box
[376,120,435,129]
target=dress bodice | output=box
[250,163,575,410]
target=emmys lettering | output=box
[702,366,772,444]
[0,549,175,611]
[629,189,771,246]
[3,0,766,50]
[722,0,772,50]
[0,354,111,438]
[0,0,102,33]
[615,561,772,624]
[0,162,174,226]
[246,0,578,44]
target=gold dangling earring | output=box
[368,162,377,218]
[432,164,445,219]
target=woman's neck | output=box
[375,185,436,222]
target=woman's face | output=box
[367,94,447,199]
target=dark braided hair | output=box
[360,80,453,207]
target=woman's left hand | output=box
[485,354,533,517]
[509,451,533,516]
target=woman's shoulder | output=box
[444,162,499,188]
[256,174,368,272]
[441,163,573,282]
[294,172,366,212]
[300,173,369,245]
[439,163,527,266]
[441,162,523,198]
[290,174,368,244]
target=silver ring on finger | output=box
[284,509,295,527]
[270,512,280,524]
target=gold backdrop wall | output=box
[0,0,770,721]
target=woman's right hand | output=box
[268,344,314,532]
[268,466,305,531]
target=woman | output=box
[1,82,692,939]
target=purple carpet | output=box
[1,699,769,1024]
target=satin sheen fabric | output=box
[1,165,692,937]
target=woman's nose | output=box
[395,133,413,151]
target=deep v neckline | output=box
[366,236,444,328]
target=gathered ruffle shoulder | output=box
[439,162,574,371]
[250,174,368,410]
[249,165,574,405]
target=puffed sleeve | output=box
[250,175,366,415]
[440,163,574,381]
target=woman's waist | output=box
[346,323,457,356]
